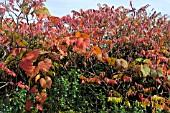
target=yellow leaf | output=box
[15,38,28,47]
[112,74,119,79]
[107,97,122,104]
[35,74,40,83]
[125,101,131,108]
[108,57,116,66]
[129,61,136,67]
[42,88,46,93]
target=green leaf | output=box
[156,67,163,77]
[167,76,170,81]
[135,58,143,62]
[5,54,14,64]
[151,69,157,77]
[140,64,150,77]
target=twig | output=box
[0,82,9,89]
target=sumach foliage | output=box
[0,0,170,112]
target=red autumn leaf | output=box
[64,36,76,46]
[10,82,14,85]
[29,85,38,94]
[4,68,16,77]
[0,8,5,16]
[102,52,109,62]
[38,58,52,72]
[10,48,26,56]
[0,62,5,70]
[75,37,90,49]
[36,92,47,104]
[123,75,132,82]
[87,77,101,84]
[104,78,118,84]
[25,100,33,111]
[140,97,150,103]
[19,58,35,72]
[81,80,85,84]
[36,104,43,111]
[17,81,29,90]
[40,76,52,89]
[75,38,84,48]
[64,37,71,46]
[26,66,40,78]
[26,49,40,60]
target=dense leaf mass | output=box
[0,0,170,112]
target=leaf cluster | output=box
[0,0,170,112]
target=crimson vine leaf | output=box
[25,100,33,111]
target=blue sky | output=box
[45,0,170,18]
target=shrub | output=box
[0,0,170,112]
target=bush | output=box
[0,0,170,112]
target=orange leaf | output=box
[123,76,132,82]
[25,100,33,111]
[91,46,102,55]
[40,76,52,89]
[79,75,88,81]
[48,16,60,24]
[75,31,81,37]
[159,37,165,46]
[38,58,52,72]
[40,78,46,88]
[80,33,90,38]
[45,76,52,88]
[75,31,90,38]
